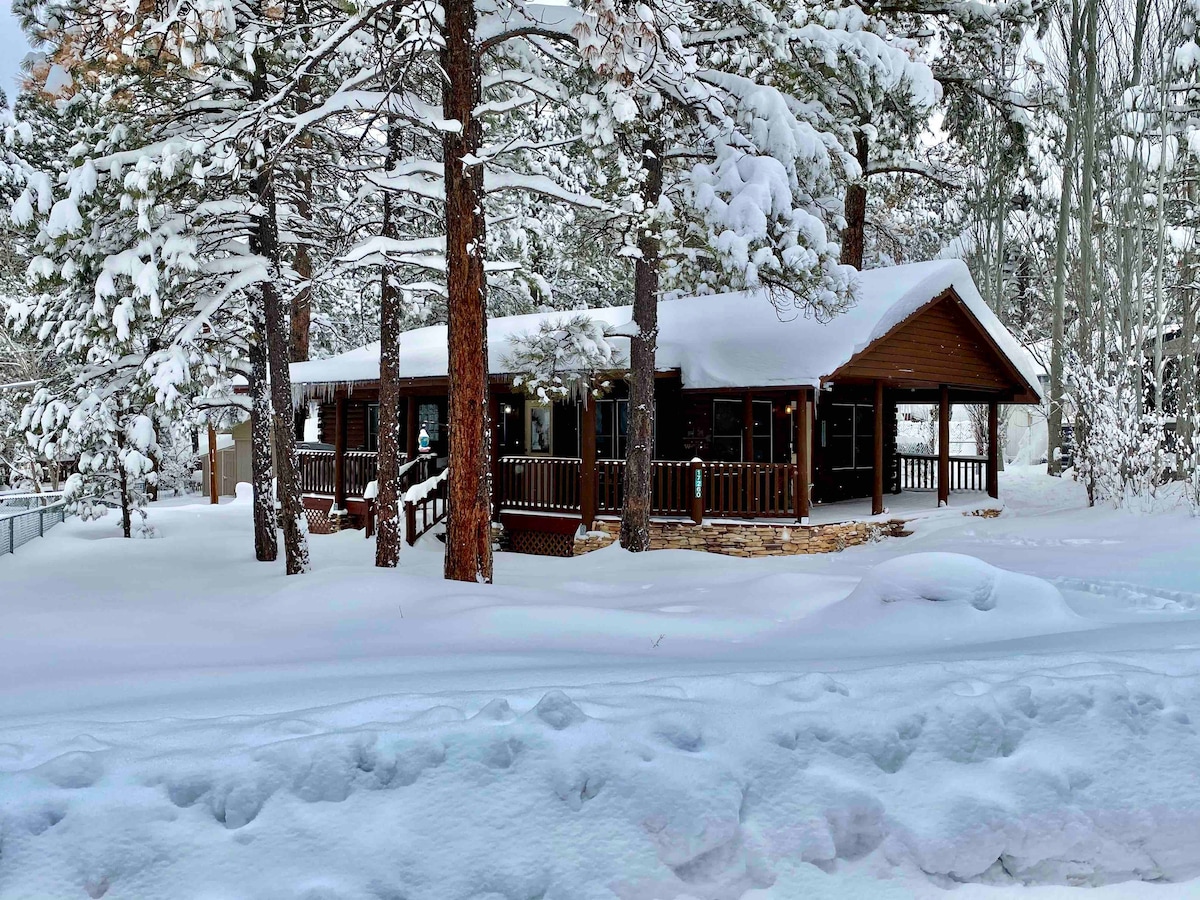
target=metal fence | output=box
[0,495,69,557]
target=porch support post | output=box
[489,390,502,522]
[938,384,950,507]
[987,399,1000,499]
[872,380,884,516]
[334,396,347,510]
[741,392,754,462]
[580,397,597,529]
[405,395,418,460]
[794,390,812,524]
[207,423,218,504]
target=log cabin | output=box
[289,260,1042,553]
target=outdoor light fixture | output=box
[502,404,513,415]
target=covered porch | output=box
[495,382,1002,527]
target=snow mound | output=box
[854,552,1002,610]
[802,552,1084,647]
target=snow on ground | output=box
[3,468,1200,898]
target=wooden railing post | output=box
[580,400,597,528]
[938,385,950,508]
[872,380,884,516]
[987,399,999,499]
[689,458,704,524]
[795,392,811,524]
[334,396,347,510]
[489,391,501,522]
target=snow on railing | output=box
[0,500,69,557]
[403,469,449,545]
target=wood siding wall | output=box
[835,297,1014,391]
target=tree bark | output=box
[117,429,132,538]
[442,0,493,582]
[375,121,403,568]
[1047,0,1085,477]
[839,128,869,269]
[289,0,315,442]
[248,319,279,562]
[620,136,663,552]
[251,54,310,575]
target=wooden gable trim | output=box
[827,287,1040,402]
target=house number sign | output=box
[694,469,702,498]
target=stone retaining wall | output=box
[572,517,911,558]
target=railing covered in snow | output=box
[0,493,69,557]
[403,469,448,545]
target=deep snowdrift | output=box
[4,471,1200,898]
[2,660,1199,899]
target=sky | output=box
[1,9,31,107]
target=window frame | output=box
[711,399,775,462]
[827,401,875,471]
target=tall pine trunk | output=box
[620,137,663,552]
[1075,0,1100,504]
[288,0,315,441]
[1047,0,1085,477]
[442,0,493,583]
[839,127,869,269]
[248,320,278,562]
[251,52,309,576]
[375,120,403,568]
[116,429,132,539]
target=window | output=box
[750,400,773,463]
[711,399,743,461]
[594,398,629,459]
[418,403,440,442]
[827,402,875,470]
[711,399,774,462]
[366,403,379,451]
[527,405,552,454]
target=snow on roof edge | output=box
[291,260,1043,401]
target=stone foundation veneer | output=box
[572,517,912,558]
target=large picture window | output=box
[827,402,874,470]
[711,399,774,462]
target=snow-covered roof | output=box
[291,260,1042,399]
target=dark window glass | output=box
[595,401,615,459]
[710,436,741,462]
[828,403,854,439]
[752,436,771,463]
[713,400,742,437]
[367,403,379,452]
[419,403,440,441]
[616,399,629,458]
[854,405,875,469]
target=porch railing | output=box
[296,448,384,498]
[703,461,796,518]
[345,451,377,497]
[298,449,336,495]
[499,456,798,520]
[897,453,986,492]
[595,459,693,516]
[498,456,581,513]
[404,469,449,545]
